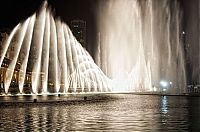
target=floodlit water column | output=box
[0,24,20,68]
[5,18,30,94]
[19,14,36,93]
[50,15,60,93]
[56,19,68,93]
[0,1,111,94]
[41,9,50,93]
[32,4,46,94]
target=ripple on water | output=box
[0,95,199,131]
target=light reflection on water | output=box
[0,95,200,131]
[162,96,168,114]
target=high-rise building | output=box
[0,29,17,60]
[70,20,87,48]
[0,31,9,57]
[183,0,200,84]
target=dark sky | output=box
[0,0,42,28]
[0,0,97,28]
[0,0,193,28]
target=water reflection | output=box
[161,95,168,128]
[162,96,168,114]
[188,97,200,131]
[0,95,200,131]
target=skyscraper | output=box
[183,0,200,84]
[70,20,87,48]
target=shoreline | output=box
[0,92,199,105]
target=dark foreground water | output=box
[0,94,200,131]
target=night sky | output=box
[0,0,194,29]
[0,0,96,27]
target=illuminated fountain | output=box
[0,2,111,95]
[97,0,186,94]
[0,0,187,95]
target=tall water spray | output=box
[0,0,187,95]
[0,1,110,94]
[97,0,186,94]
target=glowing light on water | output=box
[162,96,168,114]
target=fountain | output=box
[97,0,186,94]
[0,1,111,95]
[0,0,187,96]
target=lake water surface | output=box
[0,94,200,131]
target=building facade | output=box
[183,0,200,84]
[70,20,87,48]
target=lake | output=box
[0,94,199,131]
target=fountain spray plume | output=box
[0,24,20,68]
[55,19,68,93]
[41,8,50,93]
[19,14,36,93]
[0,0,111,95]
[97,0,186,94]
[4,18,30,94]
[31,1,47,94]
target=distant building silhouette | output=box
[0,29,9,58]
[183,0,200,84]
[0,28,17,60]
[70,20,87,48]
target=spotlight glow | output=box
[160,81,168,88]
